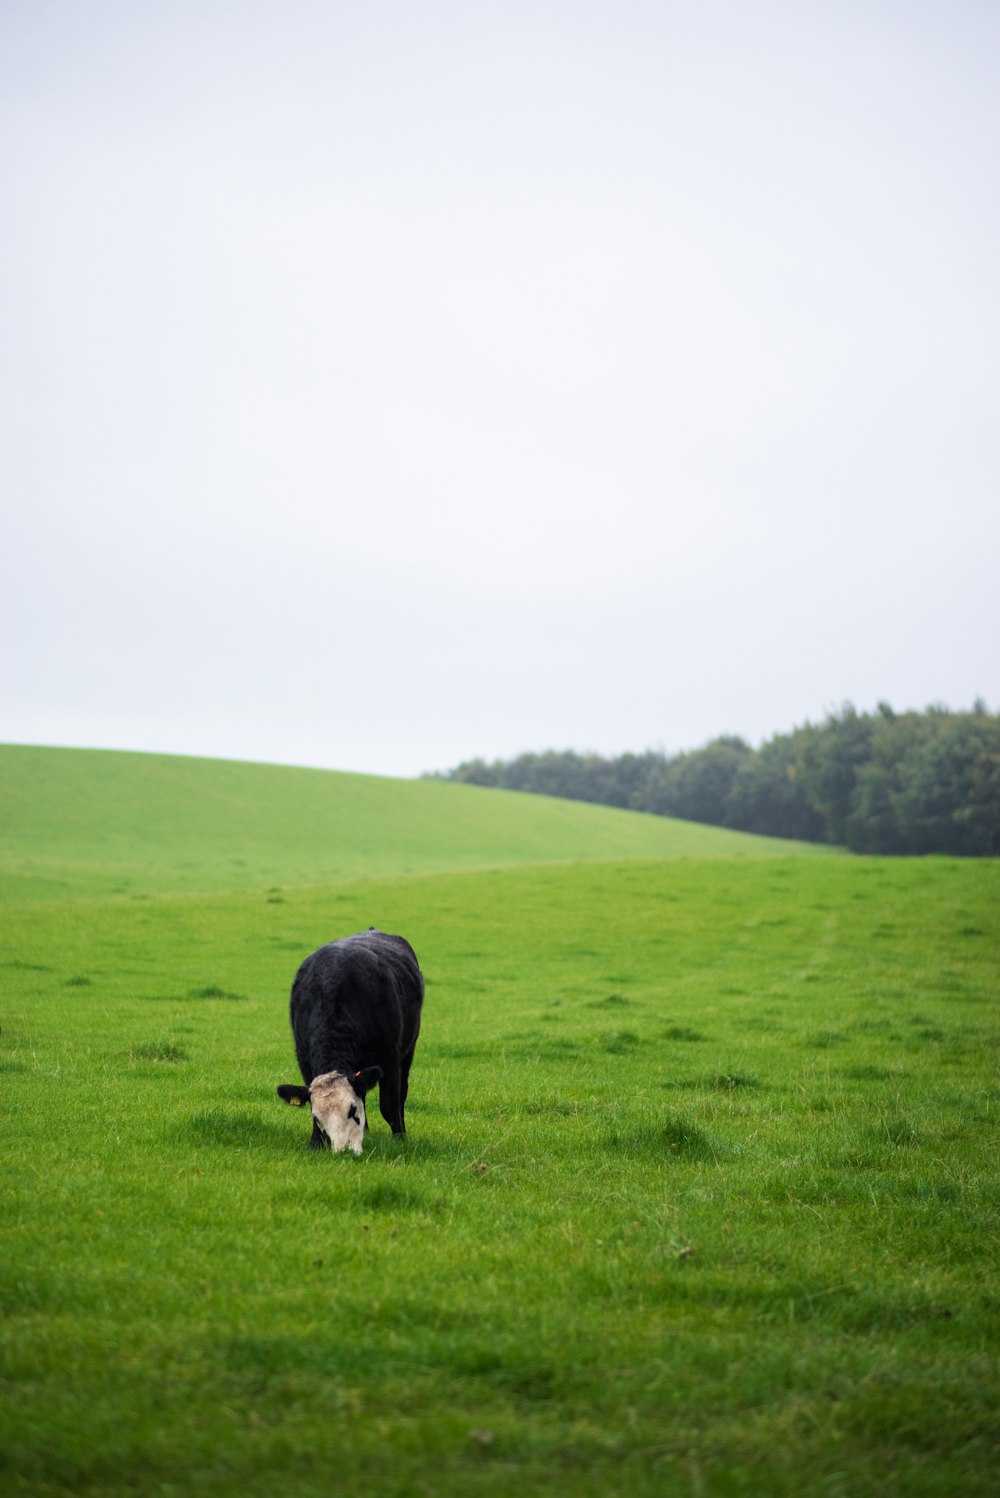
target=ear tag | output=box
[290,1096,303,1106]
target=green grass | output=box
[1,748,998,1496]
[0,744,832,902]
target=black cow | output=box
[276,928,424,1154]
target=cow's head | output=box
[277,1067,382,1155]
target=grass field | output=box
[2,747,998,1496]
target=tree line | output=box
[433,703,1000,856]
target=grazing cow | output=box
[276,928,424,1155]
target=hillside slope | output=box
[0,745,832,900]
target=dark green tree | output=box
[727,733,826,842]
[435,702,999,855]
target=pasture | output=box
[1,747,998,1496]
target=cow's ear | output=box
[277,1084,311,1107]
[353,1066,383,1095]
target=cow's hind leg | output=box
[378,1065,405,1135]
[399,1042,417,1116]
[402,1042,417,1099]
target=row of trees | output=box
[434,703,1000,856]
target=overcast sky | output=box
[3,1,997,778]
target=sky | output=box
[2,0,998,778]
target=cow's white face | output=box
[308,1071,366,1155]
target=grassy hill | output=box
[0,744,830,901]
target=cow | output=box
[276,927,424,1155]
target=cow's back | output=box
[290,929,423,1083]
